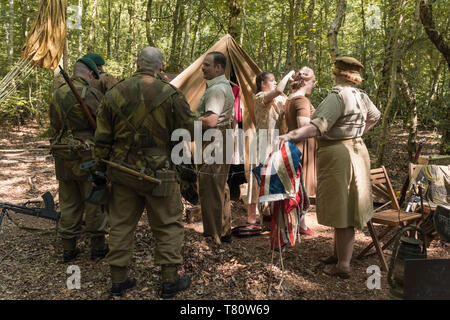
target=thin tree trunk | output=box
[167,0,182,72]
[190,6,203,61]
[239,0,246,45]
[228,0,241,39]
[376,2,404,167]
[180,0,193,67]
[87,0,98,52]
[257,10,267,66]
[115,3,123,59]
[307,0,316,69]
[275,6,285,75]
[145,0,155,46]
[78,0,83,56]
[286,0,297,71]
[8,0,14,60]
[327,0,346,61]
[107,0,112,58]
[420,0,450,71]
[397,65,418,160]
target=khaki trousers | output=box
[106,182,184,268]
[198,163,231,244]
[58,179,108,248]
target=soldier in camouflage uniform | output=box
[49,58,109,263]
[94,47,196,298]
[83,53,118,94]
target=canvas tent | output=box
[170,34,262,186]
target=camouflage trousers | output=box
[106,182,184,269]
[58,179,108,249]
[198,163,231,244]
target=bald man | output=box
[94,47,196,298]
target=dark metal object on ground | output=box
[0,192,60,229]
[433,205,450,242]
[388,225,427,300]
[404,259,450,300]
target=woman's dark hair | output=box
[256,71,273,93]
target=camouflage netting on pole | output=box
[21,0,68,71]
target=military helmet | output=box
[77,57,100,79]
[334,56,364,72]
[83,53,106,66]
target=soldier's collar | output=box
[134,70,157,78]
[71,76,90,86]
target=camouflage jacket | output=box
[91,71,119,94]
[94,71,196,174]
[49,76,104,180]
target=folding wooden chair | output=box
[357,166,423,271]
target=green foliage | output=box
[0,0,448,151]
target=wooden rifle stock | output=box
[59,66,97,130]
[398,138,425,207]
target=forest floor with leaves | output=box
[0,120,448,300]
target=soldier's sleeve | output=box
[84,87,104,118]
[103,73,119,91]
[172,91,196,138]
[94,94,114,172]
[310,93,344,135]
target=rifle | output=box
[102,159,162,185]
[0,192,61,229]
[398,138,426,207]
[58,66,97,130]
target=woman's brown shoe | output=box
[323,265,351,279]
[319,256,338,265]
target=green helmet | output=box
[77,57,100,79]
[83,53,106,66]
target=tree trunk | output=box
[420,0,450,71]
[145,0,155,46]
[327,0,346,61]
[107,0,112,58]
[8,0,14,60]
[228,0,241,39]
[239,0,246,45]
[376,2,404,167]
[307,0,316,69]
[286,0,297,71]
[87,0,98,52]
[275,6,285,75]
[257,9,267,67]
[78,0,83,56]
[397,65,418,160]
[180,0,193,68]
[190,5,203,61]
[115,3,123,59]
[167,0,182,72]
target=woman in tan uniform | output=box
[247,70,295,226]
[278,57,381,278]
[285,67,317,236]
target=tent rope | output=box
[0,60,34,104]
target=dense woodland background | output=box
[0,0,448,166]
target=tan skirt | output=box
[315,137,373,230]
